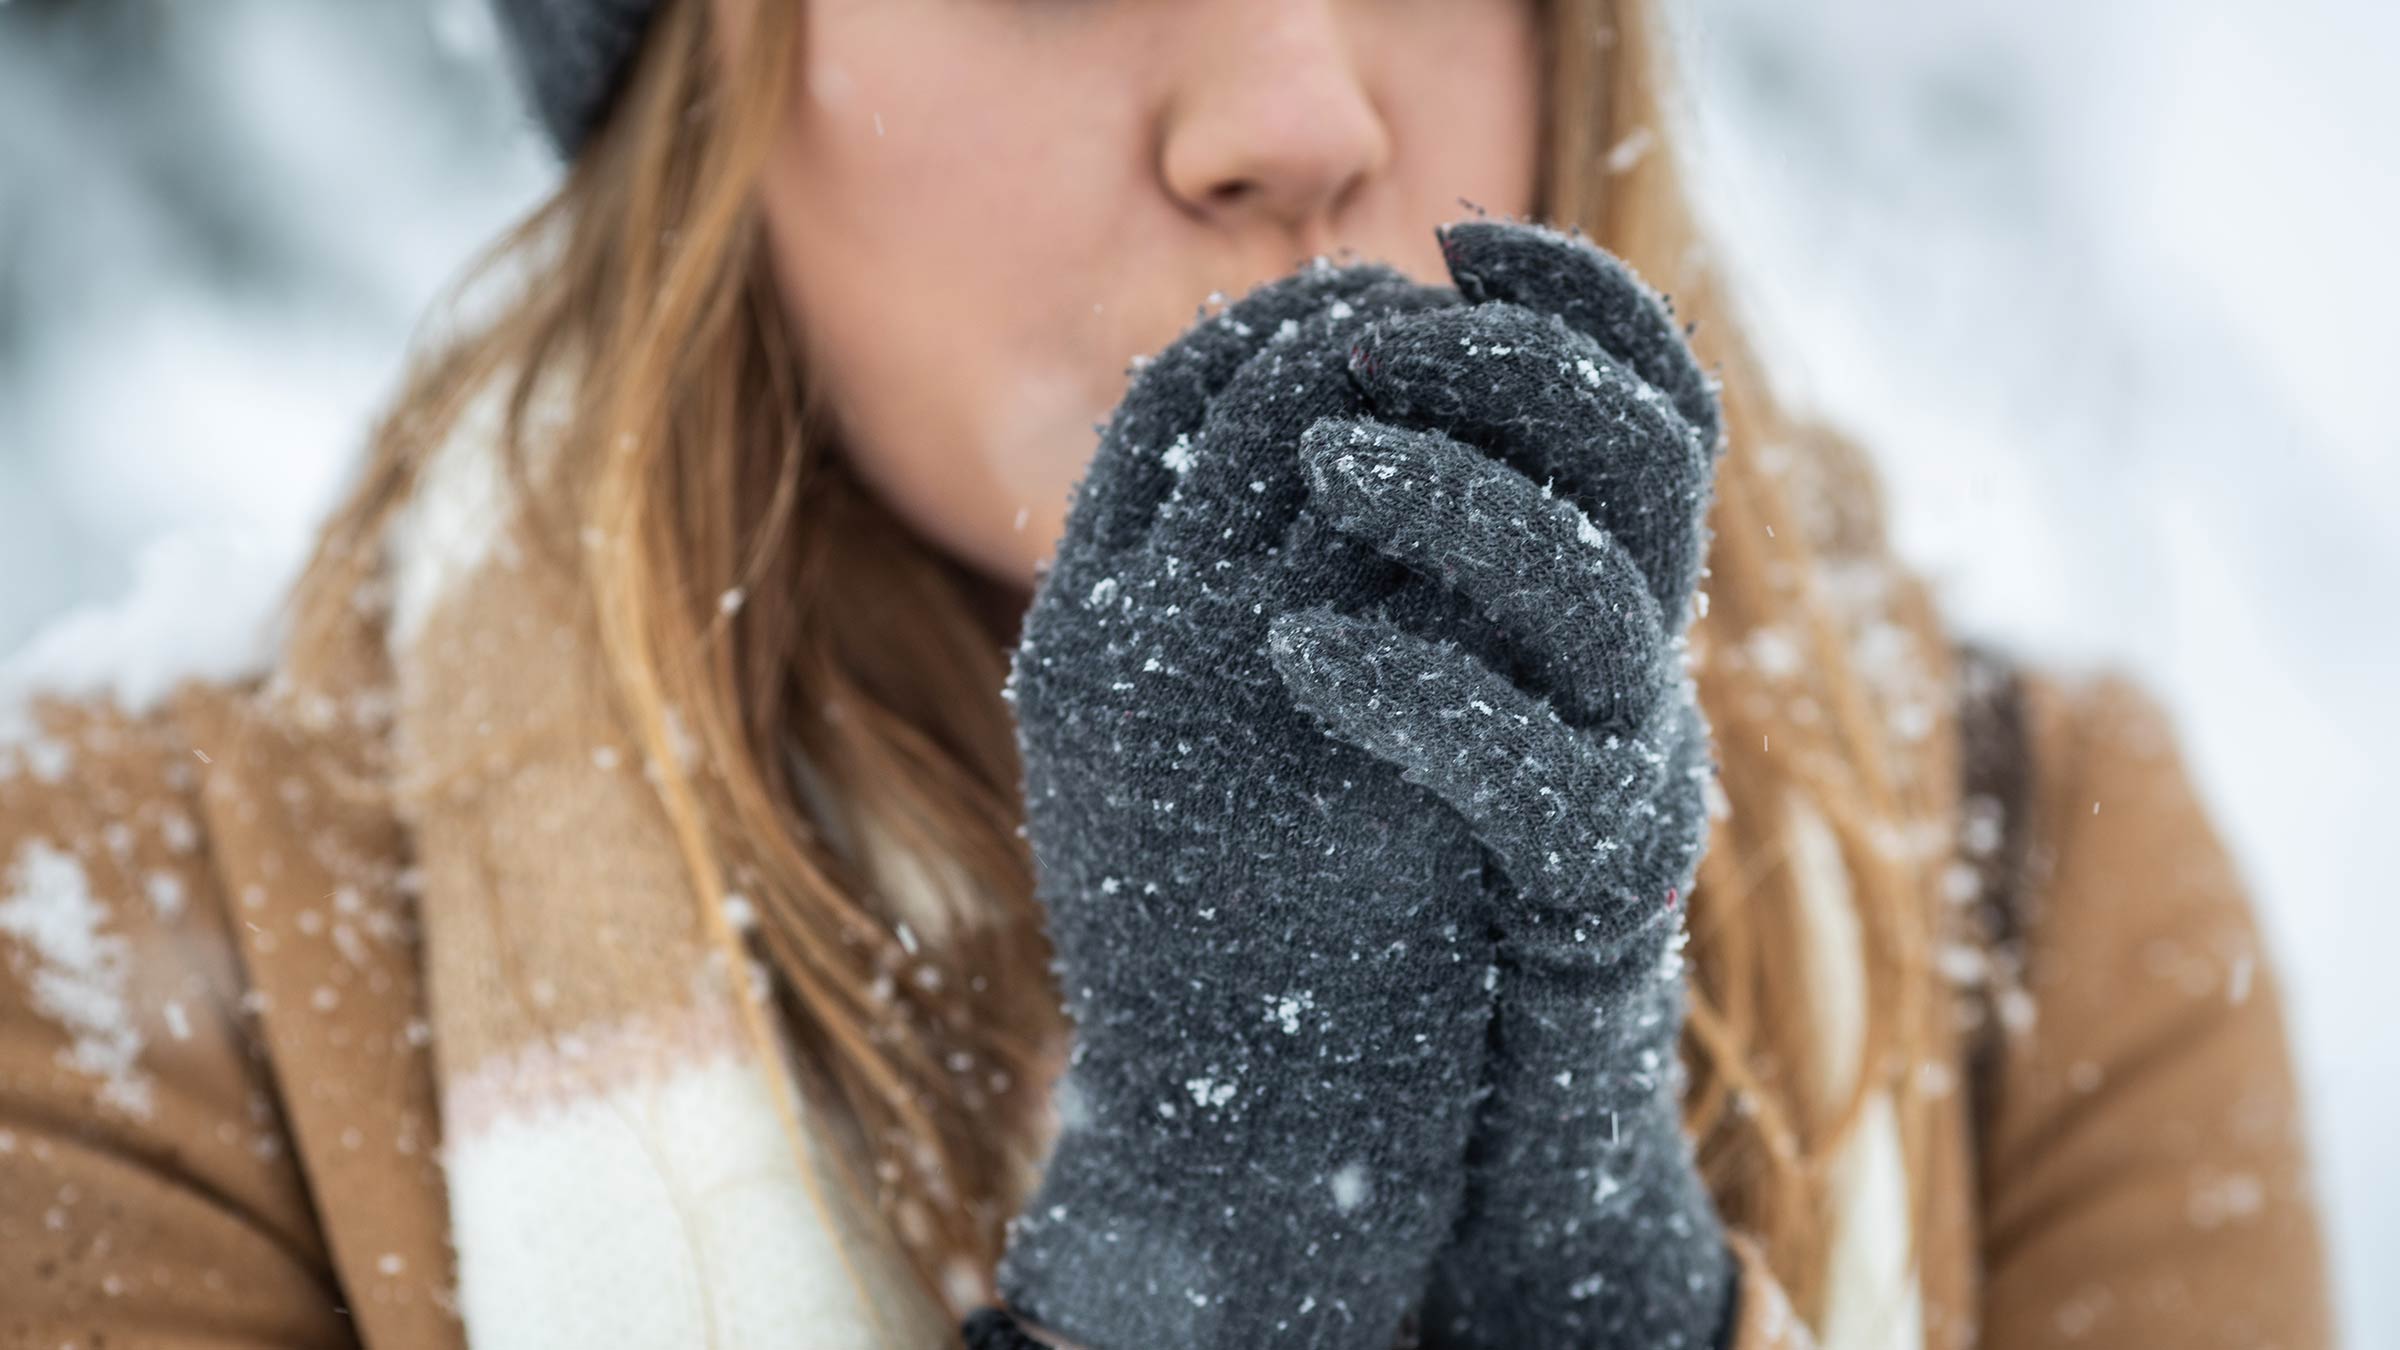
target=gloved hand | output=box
[994,259,1501,1349]
[1262,220,1736,1348]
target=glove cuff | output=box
[996,1124,1462,1350]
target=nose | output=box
[1157,2,1392,255]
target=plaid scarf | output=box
[375,370,955,1348]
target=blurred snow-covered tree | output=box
[0,0,549,649]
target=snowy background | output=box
[2,0,2391,1336]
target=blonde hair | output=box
[289,0,1968,1327]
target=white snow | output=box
[720,892,758,934]
[144,871,187,920]
[1266,990,1315,1035]
[0,840,153,1118]
[1327,1161,1371,1214]
[0,526,306,749]
[1183,1075,1237,1109]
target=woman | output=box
[0,0,2334,1346]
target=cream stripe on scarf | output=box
[1785,791,1925,1350]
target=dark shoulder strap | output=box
[1954,641,2033,952]
[1953,641,2035,1128]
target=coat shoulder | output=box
[1968,661,2337,1348]
[1,683,363,1345]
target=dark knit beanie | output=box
[487,0,663,156]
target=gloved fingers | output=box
[1147,278,1450,563]
[1345,303,1712,621]
[1435,217,1721,452]
[1295,415,1670,736]
[1064,261,1417,570]
[1263,605,1685,919]
[1630,694,1715,907]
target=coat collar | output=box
[178,681,465,1349]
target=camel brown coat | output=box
[0,656,2337,1346]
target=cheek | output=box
[792,257,1108,590]
[756,15,1141,589]
[1377,5,1546,215]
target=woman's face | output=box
[745,0,1545,594]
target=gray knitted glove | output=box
[1263,221,1736,1348]
[996,261,1498,1349]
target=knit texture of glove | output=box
[996,261,1504,1349]
[1262,220,1736,1349]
